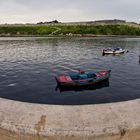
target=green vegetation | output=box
[0,26,56,35]
[56,25,140,35]
[0,24,140,36]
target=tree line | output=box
[0,25,140,36]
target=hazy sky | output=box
[0,0,140,24]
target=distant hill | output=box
[0,19,139,27]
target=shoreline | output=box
[0,34,140,38]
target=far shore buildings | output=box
[36,19,139,27]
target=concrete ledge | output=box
[0,98,140,140]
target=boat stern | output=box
[55,75,73,85]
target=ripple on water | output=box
[0,37,140,105]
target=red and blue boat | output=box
[55,70,111,87]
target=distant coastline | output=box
[0,19,140,37]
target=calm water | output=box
[0,37,140,105]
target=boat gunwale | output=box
[55,70,111,87]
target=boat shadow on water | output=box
[55,79,110,92]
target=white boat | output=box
[103,48,126,55]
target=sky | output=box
[0,0,140,24]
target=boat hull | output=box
[103,50,125,54]
[103,48,126,55]
[56,78,109,92]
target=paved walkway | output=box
[0,98,140,140]
[50,27,61,35]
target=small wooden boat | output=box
[103,48,126,55]
[55,70,111,87]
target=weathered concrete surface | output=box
[0,98,140,140]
